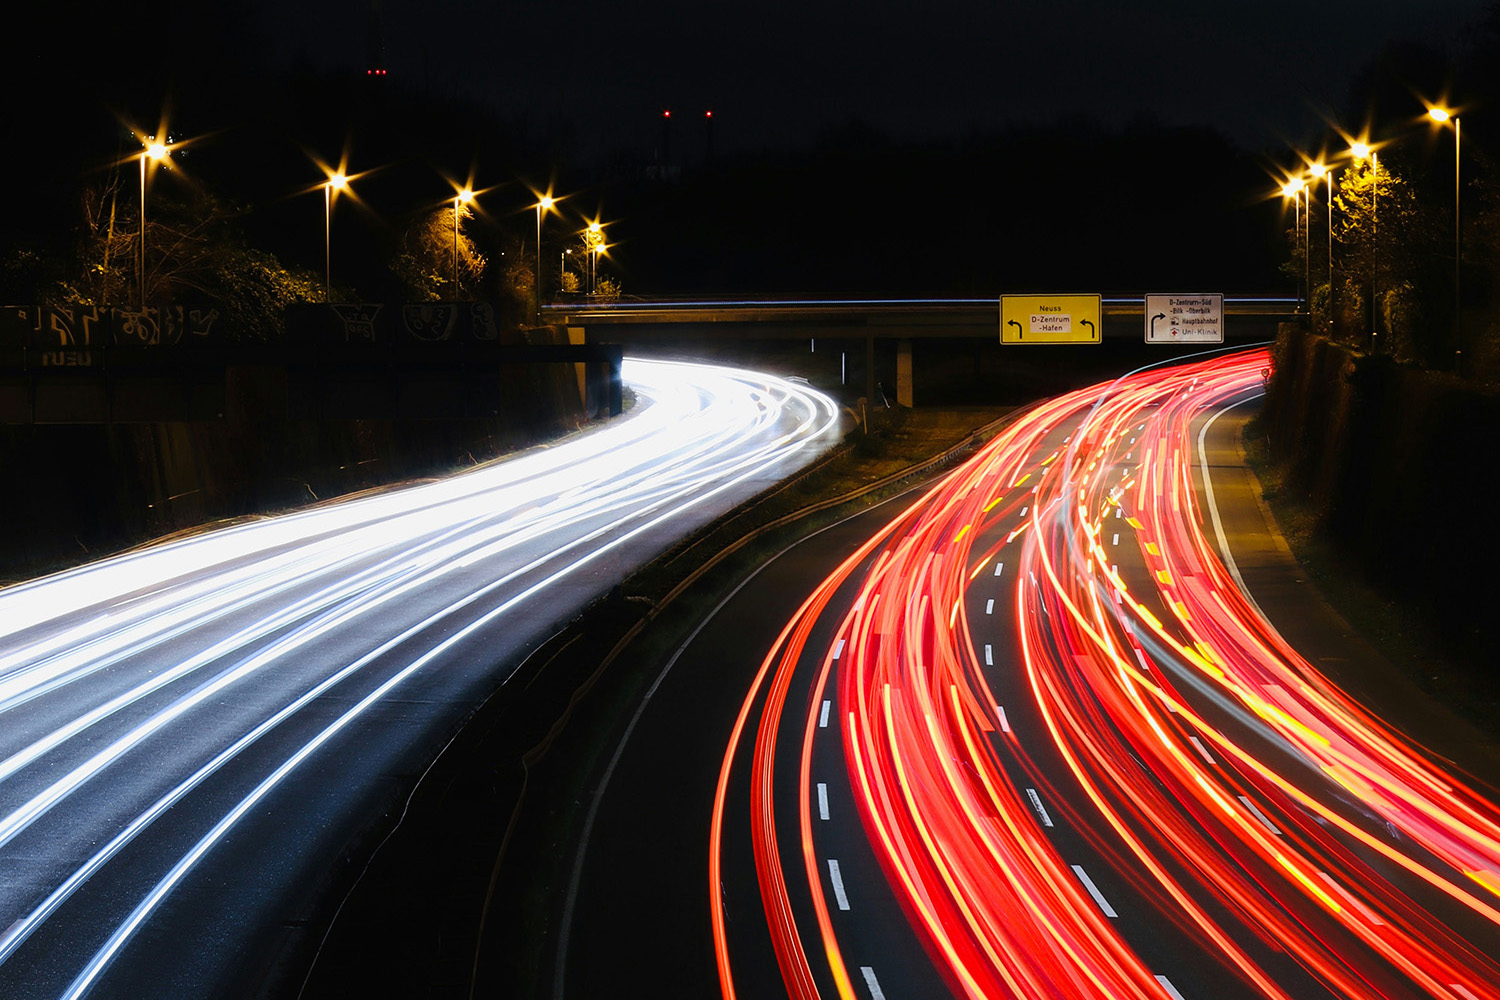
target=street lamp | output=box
[535,194,555,325]
[138,139,170,309]
[1349,141,1378,349]
[1281,178,1306,312]
[1429,105,1462,372]
[1309,161,1334,332]
[324,171,348,304]
[453,187,474,298]
[586,221,604,295]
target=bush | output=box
[1378,283,1423,363]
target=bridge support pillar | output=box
[567,326,588,410]
[608,357,623,416]
[896,338,913,407]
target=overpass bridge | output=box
[546,295,1298,405]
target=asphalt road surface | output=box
[0,358,842,999]
[565,348,1500,1000]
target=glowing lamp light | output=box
[1280,181,1301,198]
[328,172,348,192]
[588,222,602,234]
[538,195,555,210]
[1350,142,1371,160]
[145,142,169,161]
[1308,162,1327,178]
[1429,106,1452,123]
[458,188,474,205]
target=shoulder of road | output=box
[1204,405,1500,788]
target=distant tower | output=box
[660,110,672,164]
[704,110,715,165]
[366,0,388,78]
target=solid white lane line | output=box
[984,644,993,666]
[860,966,888,1000]
[817,783,830,820]
[1026,788,1054,827]
[819,700,831,728]
[996,705,1011,733]
[833,638,846,659]
[1071,864,1118,917]
[993,561,1005,577]
[1188,736,1216,764]
[828,859,851,910]
[1238,795,1282,835]
[1155,973,1187,1000]
[985,598,994,615]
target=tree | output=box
[391,204,486,301]
[1280,157,1452,364]
[49,177,321,339]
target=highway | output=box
[0,358,841,999]
[706,347,1500,999]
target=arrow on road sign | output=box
[1150,312,1166,338]
[1080,319,1096,339]
[1007,319,1022,340]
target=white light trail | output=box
[0,358,842,993]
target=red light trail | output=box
[713,348,1500,999]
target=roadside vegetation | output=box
[1246,428,1500,732]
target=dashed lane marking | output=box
[1238,795,1283,835]
[1026,788,1054,827]
[1071,865,1118,917]
[1154,974,1187,1000]
[1188,736,1215,765]
[828,859,851,910]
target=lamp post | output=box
[1308,161,1334,332]
[1429,106,1462,372]
[586,221,603,295]
[1350,142,1378,349]
[453,188,474,299]
[1282,178,1306,312]
[324,172,348,304]
[535,195,554,325]
[138,139,170,309]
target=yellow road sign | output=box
[1000,294,1102,344]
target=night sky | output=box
[267,0,1490,155]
